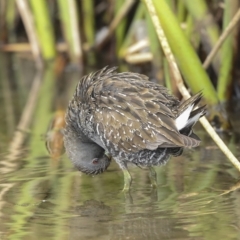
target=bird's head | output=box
[63,127,111,175]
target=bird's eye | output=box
[92,158,99,164]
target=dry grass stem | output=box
[96,0,135,48]
[203,8,240,69]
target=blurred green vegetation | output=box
[0,0,240,128]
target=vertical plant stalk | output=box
[118,2,145,58]
[0,0,6,40]
[69,0,82,63]
[203,7,240,69]
[163,58,173,92]
[6,0,17,41]
[177,0,186,23]
[58,0,82,64]
[144,0,240,172]
[30,0,56,61]
[145,8,164,84]
[184,15,201,50]
[115,0,128,52]
[217,0,238,102]
[15,0,43,68]
[82,0,95,65]
[184,0,220,72]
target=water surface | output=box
[0,55,240,240]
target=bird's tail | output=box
[166,93,206,153]
[175,92,206,132]
[175,93,206,149]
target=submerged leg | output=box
[122,168,132,192]
[148,166,157,188]
[119,162,132,192]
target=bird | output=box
[63,66,206,191]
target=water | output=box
[0,54,240,240]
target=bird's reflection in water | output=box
[70,199,188,240]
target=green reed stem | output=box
[30,0,56,61]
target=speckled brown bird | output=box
[63,67,206,191]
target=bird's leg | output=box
[120,162,132,192]
[122,169,132,192]
[148,166,157,188]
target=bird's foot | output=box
[149,167,158,188]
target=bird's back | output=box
[66,67,205,167]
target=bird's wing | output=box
[92,71,200,153]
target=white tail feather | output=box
[184,110,203,129]
[175,104,194,130]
